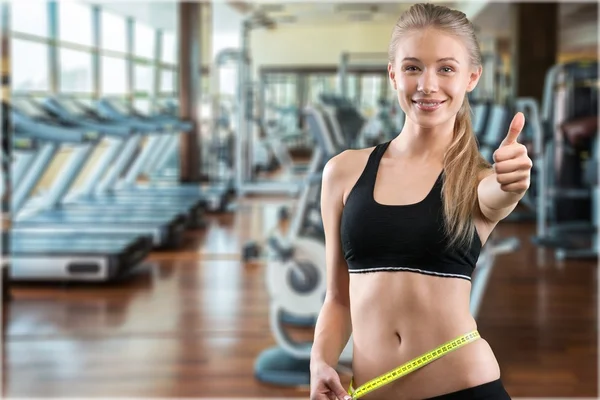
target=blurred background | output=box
[0,0,597,398]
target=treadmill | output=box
[147,99,235,192]
[6,106,153,282]
[34,96,207,229]
[96,98,232,212]
[9,100,186,250]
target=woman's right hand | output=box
[310,361,352,400]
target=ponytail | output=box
[442,96,492,248]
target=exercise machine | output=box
[254,105,353,387]
[6,101,153,282]
[32,96,207,228]
[10,99,186,251]
[477,103,511,164]
[234,15,314,197]
[531,61,598,260]
[357,98,404,147]
[71,97,229,214]
[318,94,367,149]
[142,98,235,198]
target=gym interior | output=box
[0,1,598,398]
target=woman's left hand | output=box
[493,112,533,195]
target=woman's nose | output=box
[418,69,438,94]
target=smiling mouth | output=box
[412,100,446,112]
[412,100,446,106]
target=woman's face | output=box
[388,28,482,129]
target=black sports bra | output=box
[340,141,482,281]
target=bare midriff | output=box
[349,270,500,400]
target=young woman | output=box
[309,3,531,400]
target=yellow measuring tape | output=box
[348,330,480,399]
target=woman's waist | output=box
[349,329,500,399]
[349,310,479,360]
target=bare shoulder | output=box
[323,146,375,178]
[322,146,376,203]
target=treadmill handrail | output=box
[12,111,101,144]
[96,99,175,133]
[135,115,194,132]
[96,111,166,133]
[43,98,135,137]
[59,99,158,134]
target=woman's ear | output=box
[388,62,396,89]
[466,65,483,93]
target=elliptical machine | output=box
[254,105,353,387]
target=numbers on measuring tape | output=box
[350,331,481,399]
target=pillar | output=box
[510,3,559,102]
[178,1,202,182]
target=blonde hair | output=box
[389,3,492,248]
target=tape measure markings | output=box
[349,330,481,399]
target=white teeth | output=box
[418,102,438,106]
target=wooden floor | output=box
[1,198,598,398]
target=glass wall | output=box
[261,70,387,118]
[10,2,50,93]
[10,1,179,115]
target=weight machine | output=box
[531,60,598,260]
[234,14,313,197]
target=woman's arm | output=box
[478,112,533,223]
[311,153,353,369]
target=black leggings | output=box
[424,379,511,400]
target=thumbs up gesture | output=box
[493,112,533,194]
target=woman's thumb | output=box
[329,378,352,400]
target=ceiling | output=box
[74,1,598,52]
[76,1,489,32]
[242,1,491,25]
[253,2,417,25]
[78,0,180,32]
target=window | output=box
[218,66,236,97]
[11,39,49,92]
[160,69,175,93]
[347,74,359,104]
[58,2,93,46]
[309,75,335,104]
[101,56,127,95]
[134,99,151,114]
[162,31,177,64]
[60,48,93,92]
[101,10,127,53]
[11,1,48,37]
[360,75,383,111]
[134,64,155,95]
[134,23,155,59]
[265,78,297,108]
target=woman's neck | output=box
[389,116,456,163]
